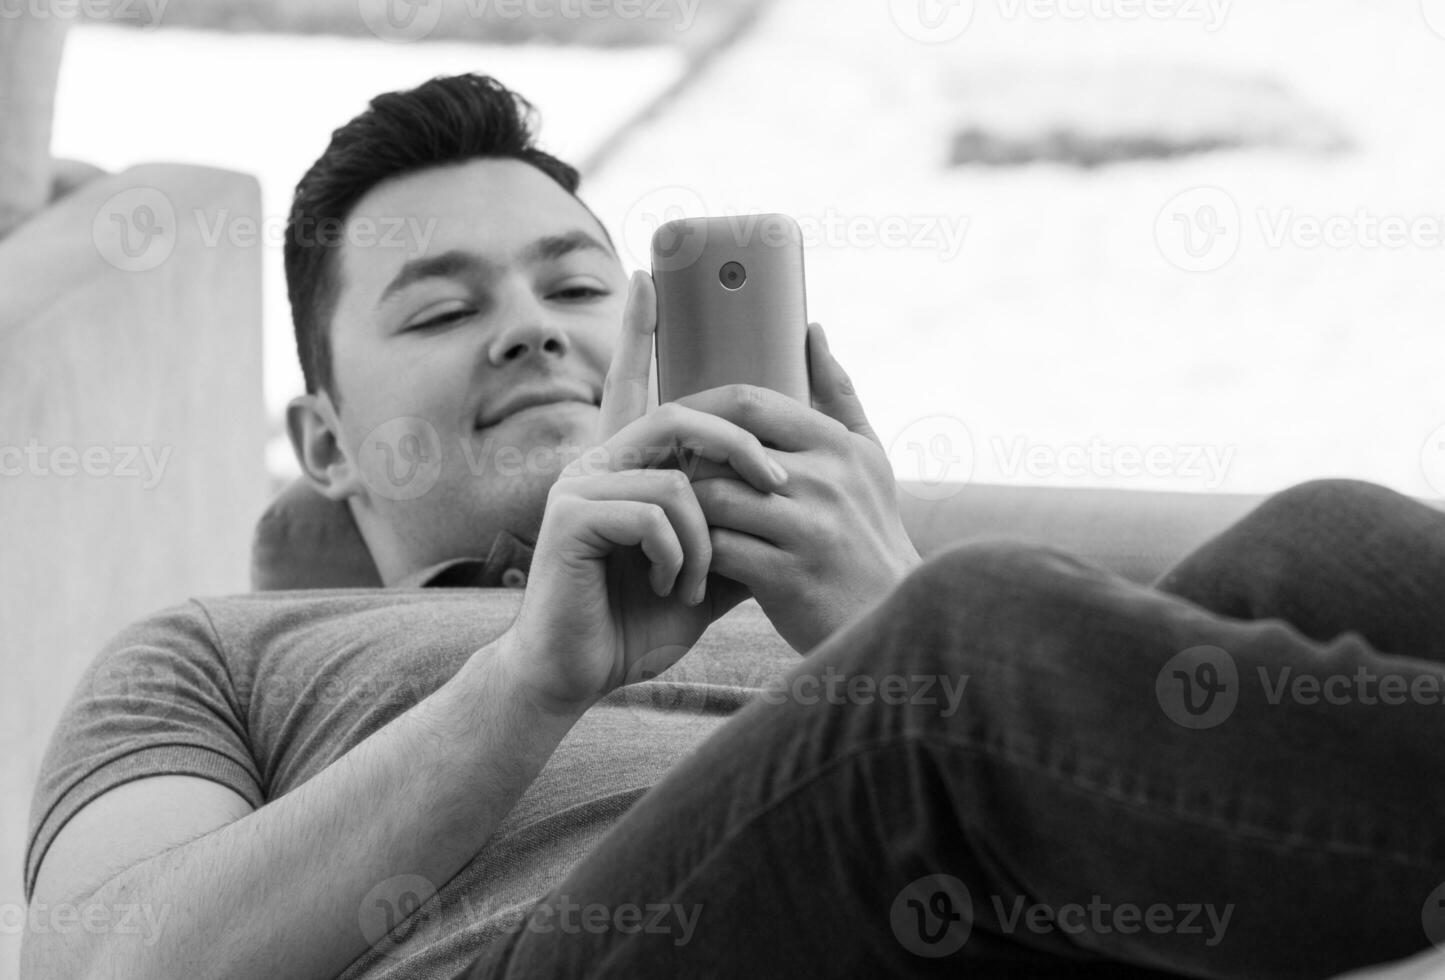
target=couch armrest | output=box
[896,481,1268,585]
[0,163,268,971]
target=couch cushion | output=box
[251,478,381,590]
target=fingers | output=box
[705,525,785,592]
[672,383,846,455]
[691,477,790,546]
[806,323,882,449]
[550,468,712,604]
[569,401,789,496]
[597,271,657,440]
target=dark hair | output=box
[284,73,583,407]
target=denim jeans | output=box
[462,479,1445,979]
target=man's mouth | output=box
[475,383,601,429]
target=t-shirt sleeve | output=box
[23,599,265,903]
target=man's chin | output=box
[470,402,601,474]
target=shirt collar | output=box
[391,530,535,590]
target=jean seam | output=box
[913,729,1444,869]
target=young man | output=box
[21,74,1445,980]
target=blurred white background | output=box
[49,0,1445,498]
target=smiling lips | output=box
[475,381,599,429]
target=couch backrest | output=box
[253,476,1269,591]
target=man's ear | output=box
[286,391,362,502]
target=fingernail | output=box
[692,577,707,605]
[768,460,788,485]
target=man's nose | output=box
[486,289,570,366]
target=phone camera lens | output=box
[719,261,747,290]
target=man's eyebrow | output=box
[375,230,614,309]
[520,230,615,265]
[377,250,485,308]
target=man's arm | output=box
[22,636,580,980]
[23,272,786,980]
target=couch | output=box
[0,162,269,980]
[3,162,1419,980]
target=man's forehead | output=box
[341,158,609,275]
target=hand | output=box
[497,272,772,716]
[678,323,924,654]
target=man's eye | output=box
[407,309,472,331]
[550,286,608,301]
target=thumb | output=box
[807,322,881,448]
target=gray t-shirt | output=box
[25,584,795,978]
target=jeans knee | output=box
[1251,479,1405,532]
[860,539,1106,681]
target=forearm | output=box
[47,634,579,980]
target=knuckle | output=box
[730,384,764,414]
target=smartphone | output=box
[651,213,810,405]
